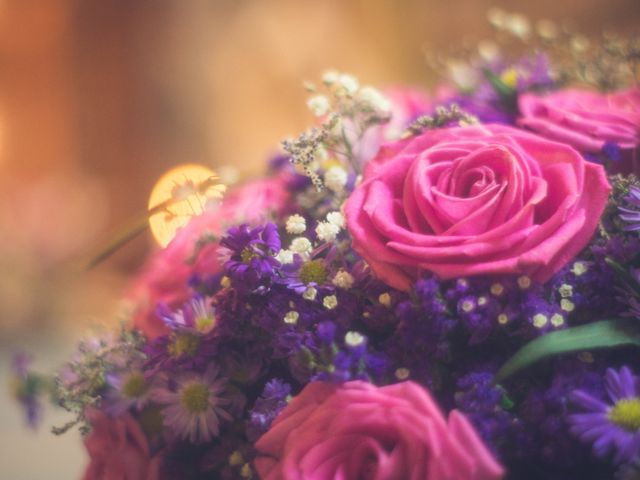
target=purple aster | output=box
[278,254,331,295]
[620,185,640,232]
[104,368,158,415]
[570,366,640,464]
[153,366,232,444]
[157,295,218,334]
[219,223,281,291]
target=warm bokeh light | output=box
[147,164,225,247]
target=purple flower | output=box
[153,366,232,444]
[11,352,43,428]
[220,223,281,291]
[104,369,157,415]
[157,295,218,334]
[620,185,640,232]
[247,379,291,441]
[570,366,640,464]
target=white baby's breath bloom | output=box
[332,270,354,289]
[323,295,338,310]
[395,368,410,380]
[303,287,317,301]
[286,214,307,234]
[357,86,391,112]
[283,311,299,324]
[307,95,331,117]
[505,13,531,39]
[290,237,313,254]
[338,74,359,94]
[275,249,294,265]
[378,293,392,307]
[324,166,348,192]
[322,70,339,85]
[345,331,365,347]
[316,222,340,242]
[326,211,345,229]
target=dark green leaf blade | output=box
[495,319,640,383]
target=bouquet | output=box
[13,10,640,480]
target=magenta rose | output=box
[344,124,610,291]
[130,175,290,339]
[518,88,640,173]
[82,409,161,480]
[254,381,503,480]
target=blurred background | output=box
[0,0,637,478]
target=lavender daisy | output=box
[154,366,232,444]
[570,366,640,464]
[158,295,218,334]
[104,369,156,415]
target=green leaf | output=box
[495,319,640,383]
[482,68,518,111]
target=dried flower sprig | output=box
[51,325,146,436]
[403,104,478,137]
[283,71,392,190]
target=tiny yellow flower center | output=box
[122,372,147,398]
[299,260,327,285]
[195,315,216,334]
[168,332,201,358]
[500,68,518,88]
[608,398,640,431]
[180,383,210,414]
[241,247,258,263]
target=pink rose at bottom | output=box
[82,409,161,480]
[254,381,504,480]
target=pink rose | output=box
[353,87,432,166]
[518,88,640,173]
[82,409,161,480]
[254,381,504,480]
[130,175,290,339]
[344,124,611,291]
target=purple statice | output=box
[455,370,523,458]
[620,185,640,232]
[153,365,232,444]
[11,352,43,428]
[570,366,640,464]
[219,223,281,292]
[247,379,291,441]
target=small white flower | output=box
[550,313,565,327]
[395,368,410,380]
[338,74,359,94]
[283,311,299,324]
[307,95,331,117]
[532,313,548,329]
[275,249,294,265]
[303,287,317,301]
[326,211,345,229]
[316,222,340,242]
[286,214,307,234]
[561,299,575,312]
[571,261,588,276]
[357,86,391,112]
[290,237,313,254]
[324,166,348,192]
[517,276,531,290]
[378,293,392,307]
[345,331,365,347]
[332,270,354,289]
[323,295,338,310]
[558,284,573,298]
[322,70,339,85]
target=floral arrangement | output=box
[12,10,640,480]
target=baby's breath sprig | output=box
[403,104,478,138]
[283,71,392,192]
[51,325,146,436]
